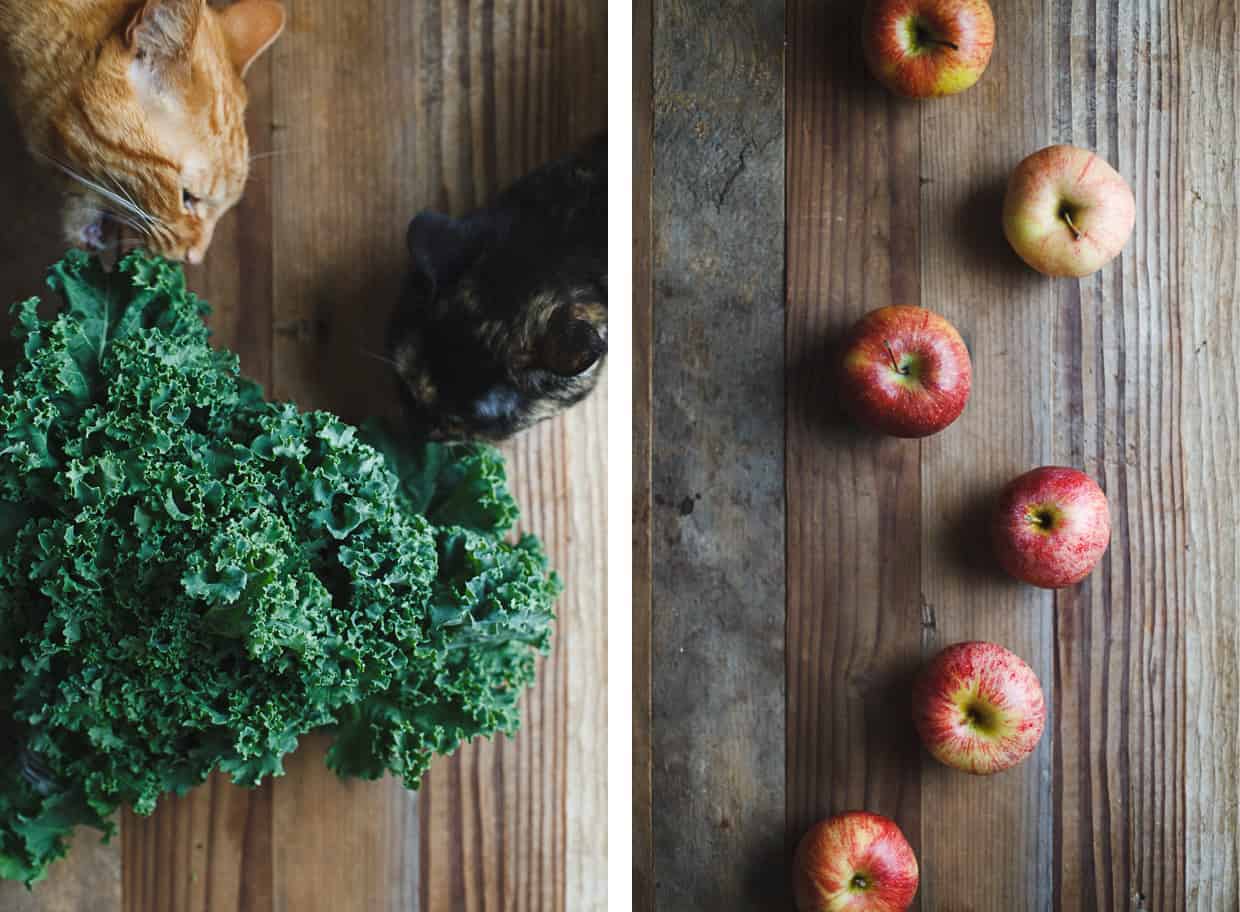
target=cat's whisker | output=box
[56,166,144,222]
[100,172,162,230]
[248,149,284,162]
[98,175,163,232]
[40,154,125,205]
[38,152,166,231]
[102,216,147,240]
[81,206,149,238]
[100,170,135,207]
[357,347,402,371]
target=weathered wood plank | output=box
[561,389,609,912]
[784,4,925,901]
[632,0,655,906]
[1049,0,1186,908]
[650,0,786,906]
[0,830,121,912]
[266,0,415,422]
[547,13,608,910]
[272,736,418,912]
[915,0,1057,906]
[1179,0,1240,908]
[122,777,273,912]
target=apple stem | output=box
[926,38,960,50]
[1062,209,1082,240]
[883,340,908,375]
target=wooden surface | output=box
[632,0,654,904]
[0,1,606,910]
[639,0,1240,909]
[1179,2,1240,906]
[649,0,787,909]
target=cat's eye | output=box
[181,189,200,210]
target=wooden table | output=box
[0,1,606,909]
[635,0,1238,908]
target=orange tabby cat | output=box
[0,0,284,263]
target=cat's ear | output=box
[218,1,286,77]
[407,212,488,297]
[537,305,607,377]
[125,0,203,80]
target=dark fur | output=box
[388,134,607,441]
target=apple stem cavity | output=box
[1030,505,1059,531]
[912,21,959,51]
[883,340,909,376]
[1061,208,1082,240]
[851,874,870,891]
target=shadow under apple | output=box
[783,655,926,889]
[936,480,1017,586]
[953,175,1038,283]
[787,322,920,446]
[863,654,930,795]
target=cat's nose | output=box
[185,220,218,265]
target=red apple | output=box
[793,811,919,912]
[993,466,1111,588]
[912,641,1046,775]
[862,0,995,98]
[839,305,972,438]
[1002,145,1136,277]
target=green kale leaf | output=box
[0,251,558,884]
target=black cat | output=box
[388,134,607,441]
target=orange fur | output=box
[0,0,284,263]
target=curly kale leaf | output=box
[0,252,557,884]
[360,421,520,534]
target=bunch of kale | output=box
[0,251,557,883]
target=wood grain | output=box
[1048,0,1186,908]
[784,0,925,884]
[561,383,609,911]
[272,736,418,912]
[650,0,787,907]
[632,0,654,906]
[1179,0,1240,908]
[0,826,121,912]
[123,776,273,912]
